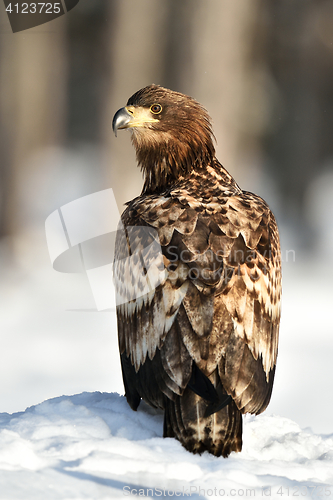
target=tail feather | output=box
[164,387,242,457]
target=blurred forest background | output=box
[0,0,332,434]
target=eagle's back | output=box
[114,161,281,457]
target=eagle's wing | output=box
[114,191,281,415]
[206,192,281,414]
[114,197,194,409]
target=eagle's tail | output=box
[163,386,242,458]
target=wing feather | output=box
[115,189,281,415]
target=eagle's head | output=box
[112,85,215,194]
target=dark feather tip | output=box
[187,363,219,403]
[204,395,232,417]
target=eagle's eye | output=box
[150,104,162,114]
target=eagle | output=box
[112,85,281,457]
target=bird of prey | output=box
[112,85,281,457]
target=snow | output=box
[0,391,332,499]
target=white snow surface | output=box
[0,391,332,500]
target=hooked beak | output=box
[112,106,159,137]
[112,107,133,137]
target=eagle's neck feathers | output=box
[131,126,215,196]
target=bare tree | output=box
[0,7,67,241]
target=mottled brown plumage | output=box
[113,85,281,457]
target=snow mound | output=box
[0,392,332,499]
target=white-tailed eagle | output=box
[112,85,281,457]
